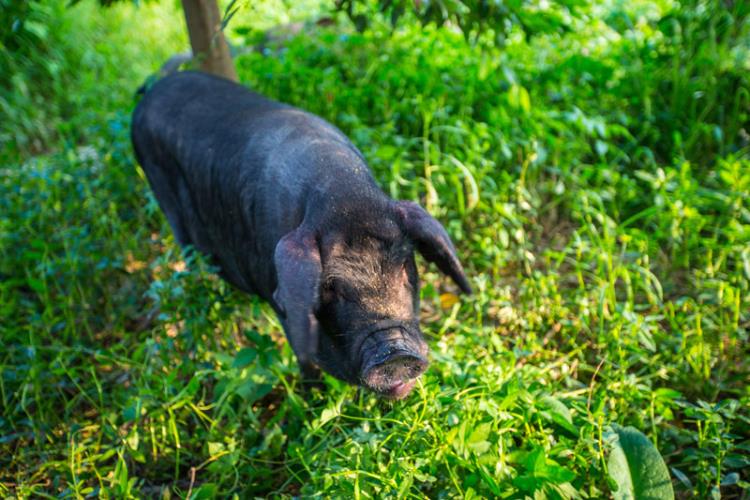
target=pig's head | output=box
[273,200,471,399]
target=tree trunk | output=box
[181,0,238,82]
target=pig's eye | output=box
[321,280,335,302]
[330,279,359,303]
[322,279,351,303]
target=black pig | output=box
[131,71,471,399]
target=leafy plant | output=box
[606,425,674,500]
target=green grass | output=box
[2,0,749,497]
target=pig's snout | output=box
[365,351,428,394]
[359,328,428,399]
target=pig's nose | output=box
[361,345,428,400]
[365,351,428,387]
[358,326,429,398]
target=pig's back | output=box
[131,71,383,298]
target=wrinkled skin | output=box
[131,71,471,399]
[316,233,427,397]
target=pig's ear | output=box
[395,201,472,294]
[273,228,322,375]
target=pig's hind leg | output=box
[140,160,193,248]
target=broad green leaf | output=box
[514,447,576,493]
[232,347,257,368]
[545,462,576,484]
[527,447,546,474]
[208,441,225,456]
[235,381,273,403]
[606,425,674,500]
[653,388,682,401]
[539,395,577,435]
[190,483,217,500]
[318,405,340,428]
[467,422,492,455]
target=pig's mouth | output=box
[357,321,428,399]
